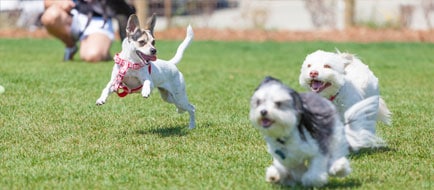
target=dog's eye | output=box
[251,99,261,107]
[275,101,291,109]
[151,40,155,46]
[256,99,261,106]
[307,64,311,68]
[324,64,331,69]
[138,40,146,46]
[275,101,282,108]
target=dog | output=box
[249,76,382,187]
[96,14,196,129]
[299,50,391,150]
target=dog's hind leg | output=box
[158,87,196,129]
[174,97,195,129]
[184,103,195,129]
[158,87,174,103]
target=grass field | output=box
[0,38,433,189]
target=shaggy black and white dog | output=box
[249,76,380,187]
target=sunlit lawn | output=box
[0,38,432,189]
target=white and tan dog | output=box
[250,76,381,187]
[299,50,391,150]
[96,14,195,129]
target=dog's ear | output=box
[290,91,304,114]
[255,76,280,91]
[126,14,140,36]
[341,53,354,61]
[146,13,157,36]
[341,53,354,68]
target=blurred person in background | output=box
[41,0,134,62]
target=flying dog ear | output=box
[290,91,304,114]
[146,13,157,36]
[126,14,140,36]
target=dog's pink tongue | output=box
[144,55,156,61]
[311,80,323,90]
[261,118,273,128]
[149,56,157,61]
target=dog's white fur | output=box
[299,50,391,150]
[250,76,369,187]
[96,14,195,129]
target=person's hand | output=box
[59,1,76,12]
[44,0,76,12]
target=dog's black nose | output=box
[260,110,267,116]
[150,48,157,55]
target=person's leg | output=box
[80,33,112,62]
[40,5,75,48]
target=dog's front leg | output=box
[96,84,114,105]
[141,79,153,98]
[96,65,118,105]
[266,159,295,186]
[301,156,328,187]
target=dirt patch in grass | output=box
[1,27,433,43]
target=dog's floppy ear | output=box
[126,14,140,37]
[289,90,303,114]
[146,13,157,36]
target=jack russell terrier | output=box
[96,14,196,129]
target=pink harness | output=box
[329,92,339,101]
[112,53,151,97]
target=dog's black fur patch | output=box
[130,29,143,41]
[299,92,335,154]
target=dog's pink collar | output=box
[112,53,151,97]
[329,93,339,101]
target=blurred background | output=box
[1,0,433,41]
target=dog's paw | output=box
[142,91,150,98]
[329,157,351,177]
[301,172,328,187]
[142,80,152,98]
[265,166,281,183]
[96,99,105,105]
[141,88,151,98]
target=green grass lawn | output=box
[0,38,432,189]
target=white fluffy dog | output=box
[250,76,380,187]
[299,50,391,150]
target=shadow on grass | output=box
[349,147,393,159]
[135,125,189,137]
[270,177,361,189]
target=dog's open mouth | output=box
[136,50,157,63]
[259,117,274,128]
[310,80,331,93]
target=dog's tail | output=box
[378,97,392,125]
[168,25,194,65]
[344,96,386,151]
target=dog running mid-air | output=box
[249,76,381,187]
[96,14,195,129]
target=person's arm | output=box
[44,0,76,11]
